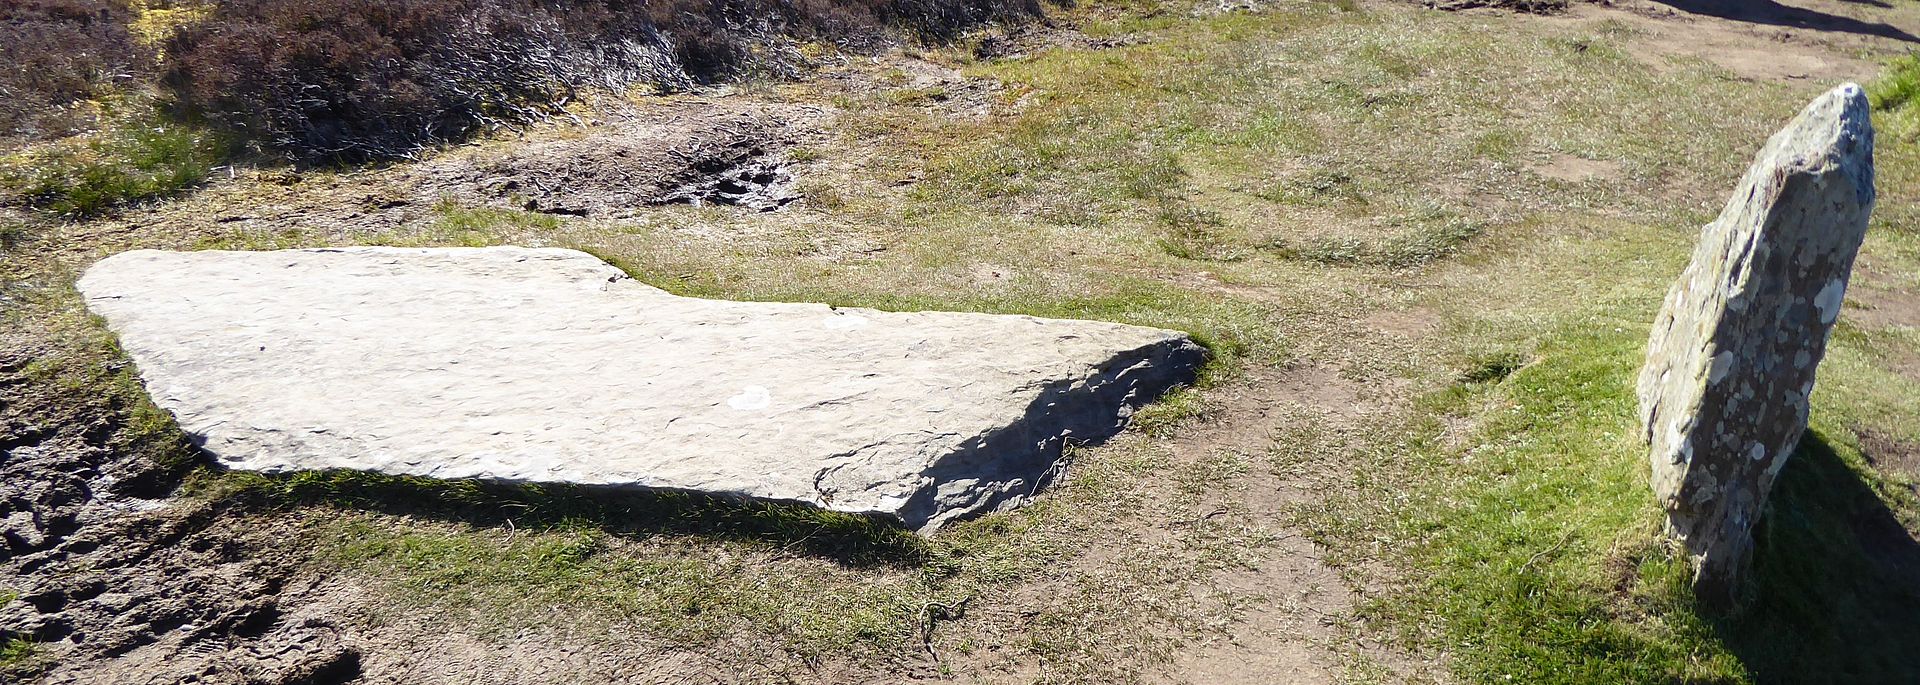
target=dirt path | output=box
[1543,0,1919,83]
[1150,368,1402,685]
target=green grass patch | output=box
[1267,212,1486,268]
[1374,319,1742,683]
[310,516,930,656]
[189,468,930,567]
[1331,302,1920,682]
[1716,430,1920,680]
[1870,54,1920,139]
[0,637,37,669]
[1155,203,1244,261]
[1,113,228,218]
[433,198,562,232]
[177,468,951,659]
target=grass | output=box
[189,469,930,568]
[1325,305,1920,682]
[0,637,36,669]
[1267,210,1487,268]
[1284,44,1920,682]
[423,198,563,245]
[0,109,228,218]
[8,0,1920,682]
[0,590,37,672]
[308,518,929,656]
[128,1,212,50]
[1871,54,1920,139]
[1373,317,1740,682]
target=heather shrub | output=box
[162,0,675,161]
[162,0,1048,162]
[0,0,151,141]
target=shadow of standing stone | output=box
[1638,83,1876,609]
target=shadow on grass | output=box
[1716,430,1920,681]
[197,468,933,569]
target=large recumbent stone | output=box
[78,247,1206,531]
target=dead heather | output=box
[4,0,1920,683]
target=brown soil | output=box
[1536,0,1918,84]
[1861,428,1920,482]
[1844,259,1920,334]
[1362,306,1443,339]
[54,98,825,258]
[1152,363,1434,684]
[0,334,356,684]
[1425,0,1568,13]
[1529,154,1626,184]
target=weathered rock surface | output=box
[1637,83,1875,603]
[77,247,1204,531]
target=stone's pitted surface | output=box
[1637,83,1875,602]
[77,247,1205,531]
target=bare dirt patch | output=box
[1861,428,1920,482]
[1146,364,1420,683]
[1612,0,1912,82]
[1846,292,1920,331]
[1546,0,1919,83]
[481,112,807,214]
[0,333,355,685]
[1843,259,1920,353]
[54,99,827,255]
[1362,306,1443,339]
[1164,536,1349,685]
[922,364,1407,685]
[1529,153,1626,183]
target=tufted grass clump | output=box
[0,114,228,218]
[0,637,38,669]
[1266,214,1486,268]
[1870,54,1920,139]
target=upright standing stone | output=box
[1638,83,1875,606]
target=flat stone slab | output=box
[77,247,1204,531]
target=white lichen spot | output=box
[1814,277,1846,324]
[1765,451,1792,479]
[1794,350,1811,369]
[1707,351,1735,385]
[727,385,772,410]
[1747,442,1766,462]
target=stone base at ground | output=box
[1637,83,1876,604]
[78,247,1205,531]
